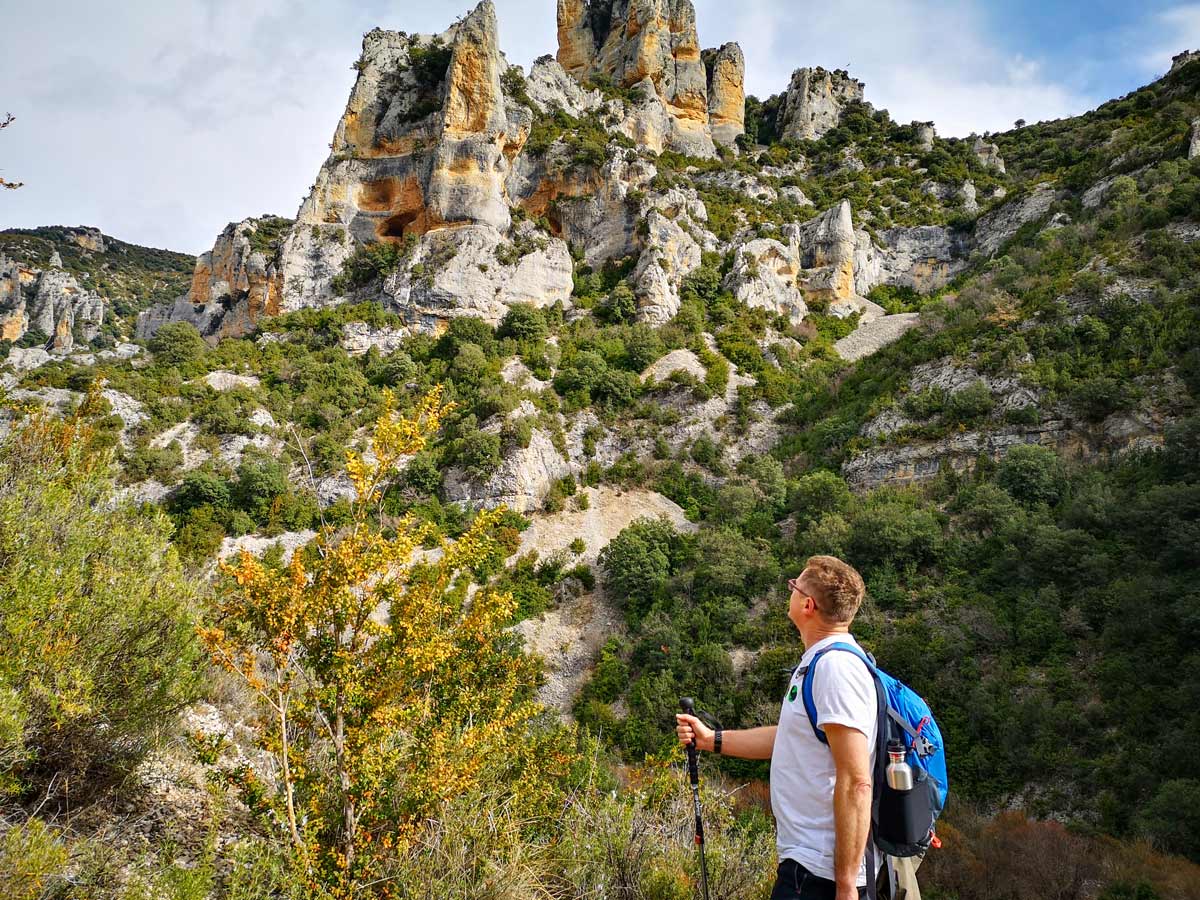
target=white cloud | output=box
[0,0,1174,254]
[1133,4,1200,75]
[698,0,1093,136]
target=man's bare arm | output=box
[675,715,777,760]
[825,723,873,898]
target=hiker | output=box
[677,555,896,900]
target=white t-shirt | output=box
[770,634,879,886]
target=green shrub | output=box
[0,819,68,900]
[601,518,679,620]
[149,321,207,367]
[997,444,1067,507]
[0,405,202,798]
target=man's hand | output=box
[675,713,714,752]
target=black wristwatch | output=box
[714,728,723,755]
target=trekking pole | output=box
[680,697,711,900]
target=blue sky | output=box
[1,0,1196,255]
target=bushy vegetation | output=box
[0,388,202,803]
[0,226,195,336]
[6,34,1200,900]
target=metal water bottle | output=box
[886,739,913,791]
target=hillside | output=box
[2,2,1200,898]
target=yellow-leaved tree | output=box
[200,388,571,896]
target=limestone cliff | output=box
[0,252,103,353]
[703,43,746,148]
[137,217,284,343]
[555,0,744,154]
[778,67,866,142]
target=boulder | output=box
[778,67,865,142]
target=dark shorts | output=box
[770,859,867,900]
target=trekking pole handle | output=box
[679,697,700,785]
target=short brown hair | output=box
[801,555,866,624]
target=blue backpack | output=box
[799,642,948,861]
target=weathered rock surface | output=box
[914,122,936,152]
[1190,117,1200,160]
[725,237,809,323]
[854,225,970,295]
[385,223,573,330]
[444,426,572,512]
[789,200,858,304]
[778,67,865,142]
[555,0,744,155]
[971,135,1006,173]
[834,313,921,362]
[703,43,745,147]
[634,208,702,325]
[511,486,697,711]
[137,217,284,342]
[973,183,1059,256]
[340,321,411,356]
[526,56,604,117]
[0,253,103,353]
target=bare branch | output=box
[1,112,24,190]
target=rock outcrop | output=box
[1190,118,1200,160]
[384,222,573,330]
[790,200,859,305]
[971,135,1006,173]
[555,0,744,154]
[703,43,746,147]
[0,253,103,353]
[778,67,865,142]
[137,217,283,342]
[279,0,530,307]
[914,122,936,152]
[1171,50,1200,73]
[854,225,970,295]
[973,182,1059,256]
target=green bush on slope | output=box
[0,390,203,801]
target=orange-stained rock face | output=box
[359,174,431,239]
[189,257,214,305]
[443,43,497,136]
[556,0,594,77]
[0,312,25,342]
[554,0,740,156]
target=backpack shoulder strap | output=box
[799,641,876,745]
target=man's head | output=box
[787,555,866,632]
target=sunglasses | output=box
[787,577,807,596]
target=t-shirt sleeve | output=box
[812,652,877,739]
